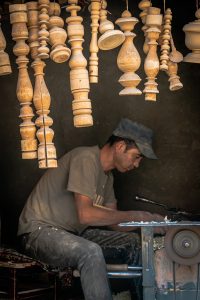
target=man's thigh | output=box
[25,225,100,269]
[81,228,141,265]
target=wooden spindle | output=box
[27,1,57,168]
[143,7,162,101]
[115,10,142,96]
[160,8,172,71]
[9,4,37,159]
[167,59,183,91]
[183,8,200,63]
[98,0,124,50]
[66,0,93,127]
[49,2,71,63]
[32,59,57,168]
[138,0,152,54]
[89,0,101,83]
[0,14,12,75]
[26,1,40,60]
[38,0,50,59]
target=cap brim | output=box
[135,141,158,159]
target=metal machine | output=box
[117,221,200,300]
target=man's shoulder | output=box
[61,145,100,161]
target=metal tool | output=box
[134,195,200,220]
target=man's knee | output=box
[81,241,104,263]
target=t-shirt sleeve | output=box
[104,173,117,205]
[67,154,97,200]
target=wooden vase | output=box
[66,0,93,127]
[9,3,37,159]
[183,8,200,63]
[116,10,141,96]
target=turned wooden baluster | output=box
[32,59,57,168]
[160,8,172,71]
[49,2,71,63]
[0,14,12,75]
[138,0,152,54]
[9,4,37,159]
[38,0,50,59]
[183,8,200,63]
[27,1,57,168]
[98,0,125,50]
[115,10,142,96]
[167,59,183,91]
[49,1,60,16]
[27,1,39,60]
[89,0,101,83]
[143,7,162,101]
[66,0,93,128]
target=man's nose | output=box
[133,161,140,168]
[133,160,140,168]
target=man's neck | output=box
[100,144,115,172]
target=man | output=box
[18,118,164,300]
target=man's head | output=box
[106,118,157,173]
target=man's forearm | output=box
[78,205,135,226]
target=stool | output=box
[0,247,57,300]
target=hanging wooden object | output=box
[159,8,172,71]
[26,1,57,168]
[49,1,61,16]
[89,0,101,83]
[26,1,40,60]
[38,0,50,59]
[169,34,183,63]
[138,0,152,54]
[115,10,141,96]
[49,3,71,63]
[167,58,183,91]
[32,59,57,168]
[98,0,125,50]
[9,4,37,159]
[183,8,200,63]
[143,7,162,101]
[66,0,93,128]
[0,15,12,76]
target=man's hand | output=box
[133,211,163,222]
[132,211,166,235]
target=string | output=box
[53,0,55,16]
[163,0,166,13]
[196,0,199,11]
[126,0,129,11]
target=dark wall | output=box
[0,0,200,245]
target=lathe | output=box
[116,221,200,300]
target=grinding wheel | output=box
[164,227,200,265]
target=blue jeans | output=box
[23,225,113,300]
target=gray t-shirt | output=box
[18,146,117,235]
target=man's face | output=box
[114,141,143,173]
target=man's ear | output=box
[115,141,126,153]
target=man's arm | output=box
[74,193,164,227]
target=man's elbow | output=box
[78,211,90,225]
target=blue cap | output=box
[113,118,158,159]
